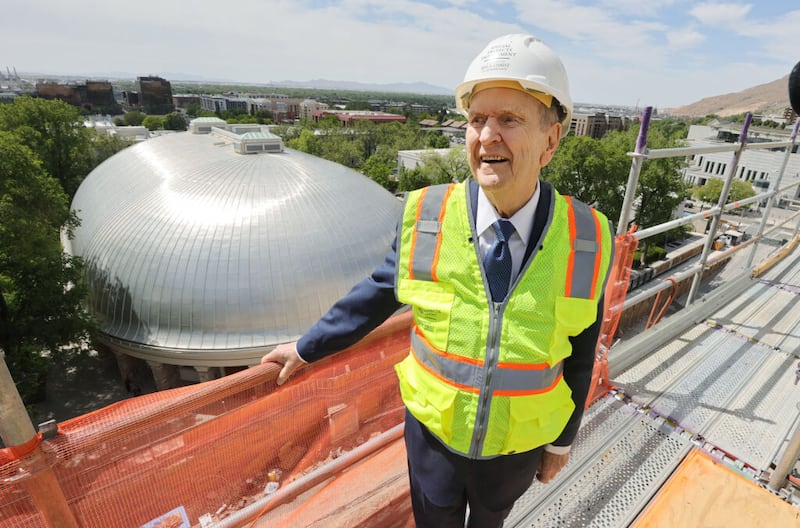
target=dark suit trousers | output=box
[404,410,542,528]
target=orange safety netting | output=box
[587,231,639,407]
[1,236,636,528]
[1,312,413,528]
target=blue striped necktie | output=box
[484,219,516,301]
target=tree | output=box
[345,101,372,111]
[0,96,93,199]
[362,154,394,190]
[320,132,364,168]
[694,179,724,203]
[287,128,322,156]
[543,118,690,265]
[183,102,202,116]
[694,178,755,205]
[425,131,450,148]
[729,179,756,202]
[122,111,146,126]
[417,147,471,184]
[0,131,95,402]
[397,166,431,192]
[542,134,629,223]
[163,112,187,131]
[90,135,131,170]
[142,115,164,131]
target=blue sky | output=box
[2,1,797,109]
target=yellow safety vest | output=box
[394,181,612,458]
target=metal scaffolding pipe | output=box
[746,118,800,269]
[616,106,652,236]
[687,114,752,305]
[0,351,80,528]
[768,408,800,492]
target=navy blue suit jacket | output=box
[297,180,605,448]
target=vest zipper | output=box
[471,300,503,458]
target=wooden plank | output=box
[633,449,800,527]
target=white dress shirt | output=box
[476,183,541,285]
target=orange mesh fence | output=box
[0,312,413,528]
[2,240,637,528]
[587,231,639,407]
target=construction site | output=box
[2,102,800,527]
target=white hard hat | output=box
[455,34,573,137]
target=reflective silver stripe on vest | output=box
[410,184,452,281]
[569,200,601,299]
[411,330,563,393]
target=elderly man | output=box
[262,34,613,527]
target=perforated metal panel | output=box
[507,396,691,527]
[504,252,800,527]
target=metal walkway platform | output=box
[507,250,800,527]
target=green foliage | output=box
[694,178,723,203]
[425,131,450,148]
[276,119,427,192]
[0,131,96,402]
[183,102,202,116]
[418,147,470,184]
[287,128,322,156]
[634,122,690,229]
[544,116,691,266]
[168,82,453,110]
[0,96,93,199]
[142,115,164,131]
[345,101,372,111]
[542,134,630,223]
[693,178,755,205]
[730,179,756,201]
[163,112,187,131]
[122,111,146,126]
[362,154,394,191]
[90,135,131,169]
[397,166,432,192]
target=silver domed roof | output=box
[68,131,402,359]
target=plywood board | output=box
[633,449,800,527]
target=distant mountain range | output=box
[13,70,453,96]
[13,68,794,115]
[263,79,452,96]
[666,75,792,118]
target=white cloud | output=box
[689,2,752,26]
[597,0,681,17]
[0,0,796,109]
[666,27,706,49]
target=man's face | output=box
[466,87,561,215]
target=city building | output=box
[173,94,200,109]
[66,120,402,390]
[299,99,329,121]
[84,116,150,142]
[397,148,454,171]
[136,76,174,114]
[311,109,406,126]
[35,80,121,114]
[248,96,300,122]
[684,124,800,201]
[572,112,631,138]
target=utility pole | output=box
[0,350,80,528]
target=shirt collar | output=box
[476,183,540,246]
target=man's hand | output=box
[261,342,305,385]
[536,450,569,483]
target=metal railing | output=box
[617,108,800,307]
